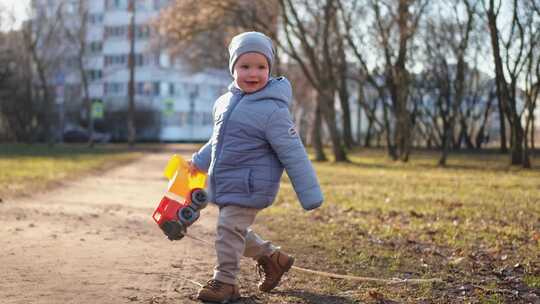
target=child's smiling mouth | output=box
[244,80,259,86]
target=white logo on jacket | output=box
[288,125,298,137]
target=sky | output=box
[0,0,30,31]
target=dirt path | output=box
[0,150,261,304]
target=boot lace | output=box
[205,279,223,291]
[256,257,272,281]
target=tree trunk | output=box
[364,117,373,148]
[311,99,327,161]
[391,67,411,162]
[487,1,512,154]
[356,101,362,145]
[523,111,533,169]
[338,84,354,149]
[532,113,536,150]
[475,92,494,149]
[79,57,93,148]
[337,69,353,149]
[35,60,54,146]
[510,113,526,165]
[438,121,450,166]
[320,90,348,162]
[497,97,508,152]
[78,0,93,148]
[461,118,474,149]
[383,100,397,160]
[356,84,364,145]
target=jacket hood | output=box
[229,77,292,106]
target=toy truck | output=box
[152,154,208,241]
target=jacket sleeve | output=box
[265,106,323,210]
[191,140,212,172]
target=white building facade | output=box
[33,0,230,141]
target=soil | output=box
[0,150,262,304]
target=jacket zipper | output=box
[210,93,244,201]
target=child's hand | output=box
[187,160,201,175]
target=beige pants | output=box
[213,205,277,284]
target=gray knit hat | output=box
[228,31,274,76]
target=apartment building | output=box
[33,0,230,141]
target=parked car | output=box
[63,125,111,143]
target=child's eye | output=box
[241,65,249,69]
[259,65,267,69]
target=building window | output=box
[104,54,128,67]
[106,0,128,10]
[87,70,103,81]
[88,41,103,54]
[105,25,128,39]
[104,82,125,96]
[135,81,160,96]
[89,13,103,24]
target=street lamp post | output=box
[127,0,136,146]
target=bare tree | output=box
[63,0,94,147]
[340,0,428,161]
[278,0,349,162]
[522,1,540,162]
[22,2,67,145]
[0,24,38,142]
[373,0,428,161]
[422,0,477,166]
[485,0,539,167]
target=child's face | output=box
[233,52,269,93]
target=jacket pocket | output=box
[215,168,251,194]
[252,179,280,196]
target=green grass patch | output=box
[256,149,540,303]
[0,143,142,197]
[524,275,540,289]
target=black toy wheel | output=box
[178,206,200,226]
[191,189,208,210]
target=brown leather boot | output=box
[196,279,240,303]
[256,250,295,292]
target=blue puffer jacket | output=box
[192,77,323,210]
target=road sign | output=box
[92,100,104,119]
[163,98,175,117]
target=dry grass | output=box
[255,148,540,303]
[0,143,142,198]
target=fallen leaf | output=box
[368,290,385,300]
[450,257,466,266]
[410,210,424,218]
[531,231,540,242]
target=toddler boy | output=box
[190,31,323,303]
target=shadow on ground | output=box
[236,289,359,304]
